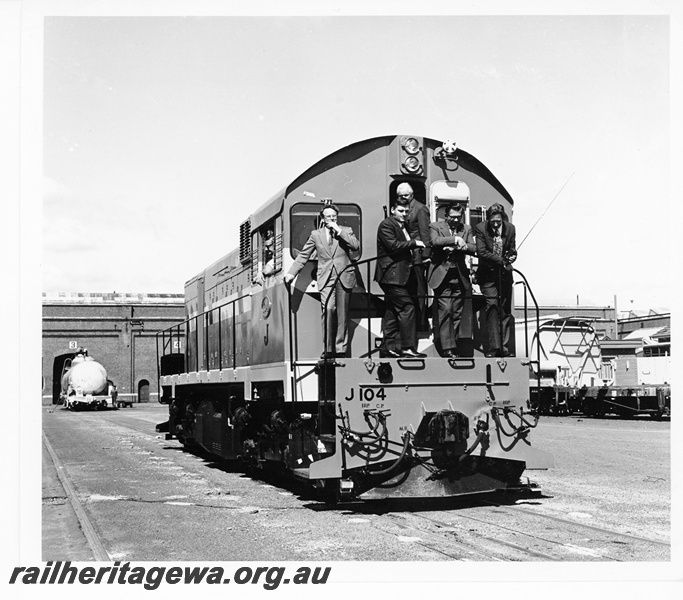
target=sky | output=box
[35,2,675,313]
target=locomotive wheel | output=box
[313,479,341,504]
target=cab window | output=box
[429,180,472,223]
[252,216,282,282]
[290,203,362,260]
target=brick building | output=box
[42,293,184,404]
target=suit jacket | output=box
[473,221,517,283]
[288,225,360,289]
[406,199,431,262]
[427,221,475,290]
[374,216,420,286]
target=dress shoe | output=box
[442,349,457,358]
[485,351,497,358]
[401,348,427,358]
[379,349,401,358]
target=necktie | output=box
[493,230,503,256]
[401,224,410,241]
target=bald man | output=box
[398,182,431,331]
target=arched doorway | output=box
[137,379,150,403]
[52,353,76,404]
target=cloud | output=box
[43,215,98,253]
[43,176,73,206]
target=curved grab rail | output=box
[512,267,542,410]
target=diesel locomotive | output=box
[156,135,554,500]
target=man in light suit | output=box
[428,204,475,357]
[284,204,360,358]
[374,196,426,358]
[473,203,517,357]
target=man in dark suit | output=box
[285,204,360,358]
[473,203,517,357]
[374,196,426,358]
[428,204,475,357]
[400,182,431,331]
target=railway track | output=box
[43,406,670,562]
[479,500,670,548]
[364,498,669,562]
[42,430,112,561]
[375,512,559,561]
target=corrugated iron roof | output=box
[652,326,670,340]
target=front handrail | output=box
[299,252,542,365]
[156,257,543,411]
[313,250,430,361]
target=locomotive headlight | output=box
[404,156,421,173]
[404,137,420,155]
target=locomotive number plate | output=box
[344,386,386,408]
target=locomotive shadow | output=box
[303,490,553,515]
[160,444,554,509]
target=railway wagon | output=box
[516,316,606,415]
[580,343,671,418]
[156,135,553,500]
[59,348,120,410]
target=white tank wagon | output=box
[59,348,120,410]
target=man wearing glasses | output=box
[428,204,475,357]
